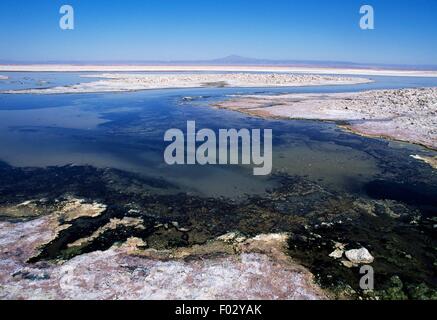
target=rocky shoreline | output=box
[1,73,372,94]
[213,87,437,150]
[0,161,435,300]
[0,211,326,300]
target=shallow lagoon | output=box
[0,72,436,198]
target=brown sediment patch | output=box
[410,155,437,170]
[68,217,145,249]
[0,200,50,220]
[57,198,107,222]
[47,198,106,222]
[213,88,437,150]
[129,232,295,263]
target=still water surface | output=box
[0,72,436,199]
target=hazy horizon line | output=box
[1,55,437,71]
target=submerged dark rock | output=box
[365,180,437,216]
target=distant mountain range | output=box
[2,55,437,70]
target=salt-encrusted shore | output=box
[1,64,437,77]
[214,87,437,150]
[0,205,326,300]
[1,73,372,94]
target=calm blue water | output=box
[0,72,436,198]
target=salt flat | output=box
[1,73,372,94]
[215,87,437,150]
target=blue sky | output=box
[1,0,436,65]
